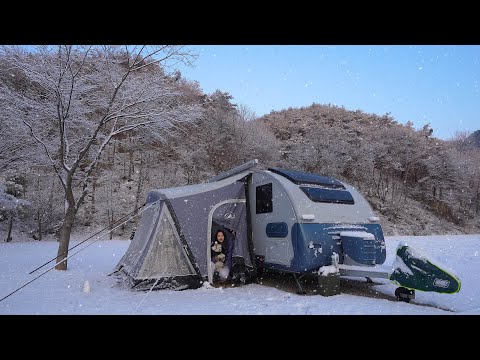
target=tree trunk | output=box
[128,149,134,181]
[391,180,395,201]
[35,175,43,241]
[134,153,144,213]
[48,176,55,215]
[89,175,97,225]
[108,209,114,240]
[108,146,116,239]
[146,153,151,183]
[37,208,42,241]
[55,202,75,270]
[475,191,480,215]
[5,215,13,242]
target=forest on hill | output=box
[1,45,479,243]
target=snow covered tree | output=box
[0,115,34,172]
[0,178,30,242]
[0,45,200,269]
[181,92,281,181]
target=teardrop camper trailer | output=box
[113,159,461,300]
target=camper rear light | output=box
[302,214,315,220]
[368,216,380,222]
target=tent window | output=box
[138,207,194,279]
[256,183,272,214]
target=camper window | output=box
[256,183,272,214]
[300,186,355,205]
[266,222,288,238]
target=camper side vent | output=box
[340,231,376,266]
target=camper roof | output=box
[268,167,345,189]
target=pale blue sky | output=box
[177,45,480,140]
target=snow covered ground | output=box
[0,234,479,315]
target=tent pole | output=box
[207,159,258,183]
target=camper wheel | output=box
[395,287,415,303]
[255,266,265,280]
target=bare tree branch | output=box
[1,44,200,270]
[22,120,67,191]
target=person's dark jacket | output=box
[211,230,235,269]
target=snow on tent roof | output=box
[146,171,251,202]
[268,168,345,189]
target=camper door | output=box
[255,181,292,266]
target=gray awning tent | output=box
[113,170,254,290]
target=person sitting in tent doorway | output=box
[210,229,234,284]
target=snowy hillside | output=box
[0,234,479,315]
